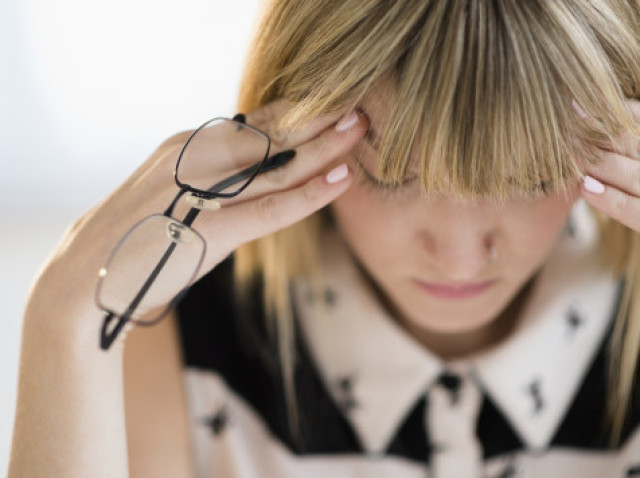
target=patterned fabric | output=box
[176,200,640,477]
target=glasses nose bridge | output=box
[98,114,276,351]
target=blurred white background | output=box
[0,0,260,474]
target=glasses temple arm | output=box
[197,149,296,198]
[180,149,295,227]
[100,148,296,349]
[100,312,129,350]
[99,240,179,350]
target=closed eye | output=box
[506,177,552,197]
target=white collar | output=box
[294,200,619,454]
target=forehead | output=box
[350,70,588,202]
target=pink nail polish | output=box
[326,164,349,184]
[335,112,359,132]
[583,175,605,194]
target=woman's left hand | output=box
[581,98,640,231]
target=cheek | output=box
[332,181,581,270]
[505,191,578,255]
[331,184,407,256]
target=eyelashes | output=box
[352,123,552,198]
[531,181,550,195]
[507,178,553,198]
[353,148,417,195]
[355,160,553,199]
[352,132,417,195]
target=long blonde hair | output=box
[235,0,640,444]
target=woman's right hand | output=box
[12,97,369,478]
[26,99,367,336]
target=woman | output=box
[9,0,640,476]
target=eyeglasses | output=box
[96,114,294,350]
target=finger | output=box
[175,103,358,197]
[213,111,367,205]
[581,178,640,232]
[243,99,344,150]
[583,150,640,197]
[626,97,640,123]
[612,98,640,159]
[610,131,640,160]
[574,98,640,159]
[197,164,353,267]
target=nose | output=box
[419,202,497,282]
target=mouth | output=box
[413,279,497,300]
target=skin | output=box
[332,161,581,358]
[7,101,365,478]
[580,100,640,229]
[328,93,581,357]
[329,96,640,359]
[8,95,639,477]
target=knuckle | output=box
[245,100,289,137]
[302,180,322,205]
[256,194,282,224]
[263,163,289,186]
[247,106,275,128]
[610,190,629,216]
[269,128,290,147]
[260,121,291,148]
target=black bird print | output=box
[526,379,545,415]
[203,406,230,436]
[336,375,359,412]
[305,287,337,306]
[324,288,337,306]
[566,307,584,338]
[428,441,448,456]
[627,464,640,477]
[438,372,462,406]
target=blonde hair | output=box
[235,0,640,443]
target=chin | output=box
[409,279,532,338]
[400,289,515,336]
[409,312,498,335]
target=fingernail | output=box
[583,175,605,194]
[326,164,349,184]
[572,100,588,119]
[335,111,359,132]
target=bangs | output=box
[274,0,640,201]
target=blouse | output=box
[176,199,640,477]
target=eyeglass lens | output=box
[96,215,206,324]
[97,118,270,329]
[175,118,270,195]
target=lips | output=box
[414,279,497,299]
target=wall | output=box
[0,0,259,474]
